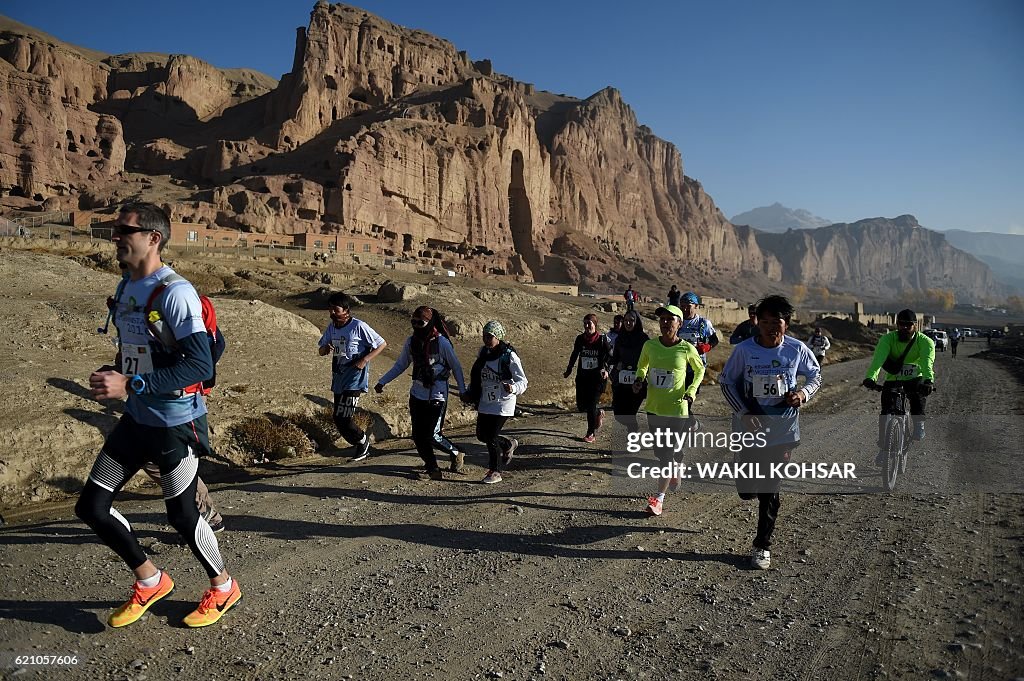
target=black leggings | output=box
[75,415,224,578]
[410,397,445,471]
[333,390,366,446]
[612,383,645,432]
[877,381,927,447]
[576,374,606,434]
[476,413,511,471]
[737,492,781,550]
[736,444,789,550]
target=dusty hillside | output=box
[0,244,648,508]
[0,238,893,510]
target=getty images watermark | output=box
[624,428,857,482]
[608,414,1024,494]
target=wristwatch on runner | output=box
[130,374,146,395]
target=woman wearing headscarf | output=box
[375,306,466,479]
[564,314,612,443]
[609,310,649,432]
[462,321,528,484]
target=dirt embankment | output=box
[0,244,884,510]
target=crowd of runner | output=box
[74,201,939,629]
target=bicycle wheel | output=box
[900,425,910,475]
[883,417,902,491]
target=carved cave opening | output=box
[508,150,541,276]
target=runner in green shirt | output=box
[633,304,706,516]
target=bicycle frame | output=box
[877,383,913,491]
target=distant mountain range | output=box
[751,214,1008,301]
[732,205,1023,295]
[730,203,831,232]
[942,230,1024,294]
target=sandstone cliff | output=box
[0,6,1002,301]
[0,17,123,197]
[755,215,1006,300]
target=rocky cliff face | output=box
[263,2,478,150]
[0,16,275,200]
[0,6,1001,301]
[755,215,1004,300]
[0,20,124,197]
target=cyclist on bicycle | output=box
[862,309,935,465]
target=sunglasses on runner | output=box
[112,226,157,237]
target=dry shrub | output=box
[71,253,121,274]
[182,271,225,294]
[289,408,339,450]
[221,275,248,291]
[229,414,314,461]
[352,408,376,436]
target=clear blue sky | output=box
[5,0,1022,234]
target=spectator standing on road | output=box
[624,285,636,312]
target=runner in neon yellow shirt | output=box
[633,304,705,516]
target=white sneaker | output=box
[751,546,771,570]
[482,470,503,485]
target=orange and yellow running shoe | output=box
[108,571,174,628]
[183,579,242,628]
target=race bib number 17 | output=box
[649,368,676,389]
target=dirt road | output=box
[1,337,1021,680]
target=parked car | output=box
[924,329,949,351]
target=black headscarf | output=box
[613,313,649,369]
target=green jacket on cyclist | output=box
[865,331,935,383]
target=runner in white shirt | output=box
[807,327,831,364]
[720,295,822,570]
[462,321,528,484]
[675,291,720,367]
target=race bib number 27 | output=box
[121,344,153,375]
